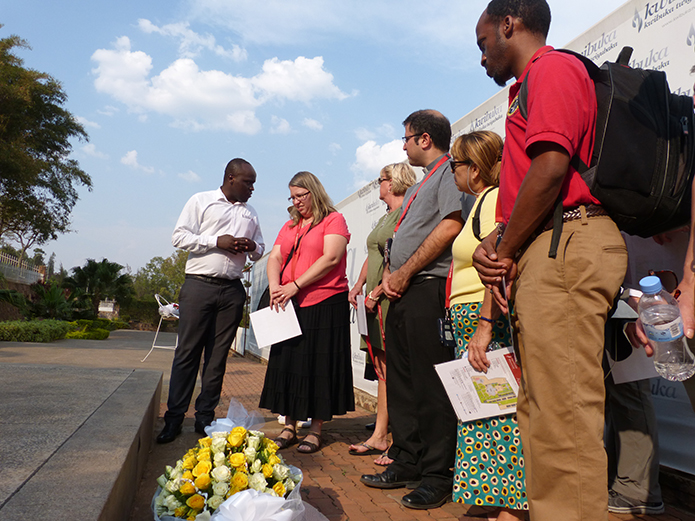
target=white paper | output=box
[249,304,302,348]
[435,347,522,422]
[606,323,659,384]
[356,295,368,336]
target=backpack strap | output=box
[472,187,495,242]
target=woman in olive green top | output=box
[348,163,416,463]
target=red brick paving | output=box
[144,353,695,521]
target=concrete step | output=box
[0,364,161,521]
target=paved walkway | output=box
[1,330,693,521]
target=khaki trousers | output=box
[513,216,627,521]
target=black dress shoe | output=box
[156,422,182,444]
[194,420,211,435]
[400,484,451,510]
[365,422,376,431]
[360,468,420,489]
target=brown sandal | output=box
[297,433,321,454]
[273,427,298,450]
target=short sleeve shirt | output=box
[275,211,350,307]
[390,155,470,278]
[498,46,599,224]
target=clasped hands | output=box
[269,283,299,312]
[217,234,255,254]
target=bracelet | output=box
[293,281,301,290]
[478,315,495,324]
[367,291,378,302]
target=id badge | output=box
[438,316,456,348]
[384,238,393,266]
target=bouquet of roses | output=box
[153,426,302,520]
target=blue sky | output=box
[1,0,626,273]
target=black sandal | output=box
[273,427,298,450]
[297,433,321,454]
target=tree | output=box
[133,250,188,302]
[62,259,134,317]
[0,30,92,254]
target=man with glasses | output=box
[361,109,472,509]
[157,158,265,444]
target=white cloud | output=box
[270,116,292,134]
[91,38,348,133]
[328,143,341,154]
[350,139,407,188]
[137,19,247,61]
[302,118,322,131]
[76,116,101,129]
[97,105,119,116]
[178,170,202,182]
[82,143,109,159]
[121,150,155,174]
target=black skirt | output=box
[258,291,355,421]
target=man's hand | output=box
[472,233,507,285]
[217,235,255,254]
[383,268,408,301]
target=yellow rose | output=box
[268,454,281,466]
[273,482,286,497]
[174,506,188,517]
[228,432,244,448]
[232,471,249,490]
[179,481,196,496]
[192,460,212,477]
[186,516,197,521]
[229,453,246,468]
[199,437,212,448]
[196,449,211,462]
[231,426,247,437]
[182,470,194,481]
[183,456,197,470]
[264,439,279,453]
[186,494,206,511]
[195,473,212,490]
[262,464,273,478]
[227,486,238,498]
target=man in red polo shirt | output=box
[472,1,627,520]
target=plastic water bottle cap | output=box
[639,275,663,294]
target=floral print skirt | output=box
[450,302,528,510]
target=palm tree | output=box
[62,258,134,317]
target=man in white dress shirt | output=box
[157,158,265,443]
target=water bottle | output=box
[638,275,695,381]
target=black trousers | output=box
[385,276,457,489]
[164,276,245,425]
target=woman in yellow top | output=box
[449,131,527,521]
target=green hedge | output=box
[65,328,110,340]
[0,320,74,342]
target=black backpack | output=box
[519,46,695,239]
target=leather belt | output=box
[186,274,240,286]
[541,204,609,233]
[411,274,443,285]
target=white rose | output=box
[212,481,229,497]
[244,446,257,463]
[248,472,267,491]
[211,465,232,482]
[195,511,212,521]
[164,495,182,511]
[283,477,295,493]
[207,495,226,510]
[246,435,261,451]
[211,437,227,454]
[154,493,166,508]
[272,464,290,482]
[213,452,227,467]
[250,459,262,474]
[267,488,279,497]
[165,477,181,493]
[211,431,229,438]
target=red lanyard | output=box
[393,154,450,234]
[445,261,453,308]
[290,222,312,281]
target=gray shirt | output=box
[390,154,472,277]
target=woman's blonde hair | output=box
[450,130,504,187]
[287,171,336,227]
[381,163,417,196]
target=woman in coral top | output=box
[259,171,354,454]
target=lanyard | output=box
[289,222,313,281]
[445,261,454,308]
[393,154,450,234]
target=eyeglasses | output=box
[288,191,311,202]
[450,160,469,173]
[378,178,390,184]
[402,133,424,144]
